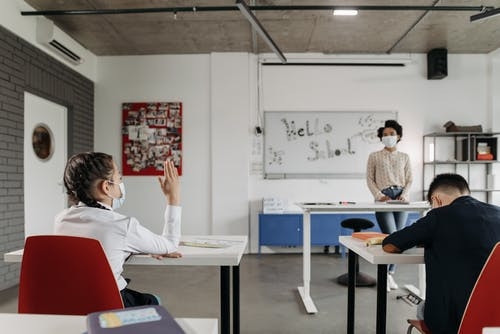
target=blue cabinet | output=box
[311,214,342,245]
[258,212,421,253]
[258,214,302,246]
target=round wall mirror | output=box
[32,125,53,161]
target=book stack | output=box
[477,142,494,160]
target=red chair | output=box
[407,242,500,334]
[19,235,124,315]
[458,242,500,334]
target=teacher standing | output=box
[366,120,413,292]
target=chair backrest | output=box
[19,235,124,315]
[458,242,500,334]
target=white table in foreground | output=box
[340,236,424,334]
[3,235,247,334]
[0,313,217,334]
[296,202,429,314]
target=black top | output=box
[383,196,500,334]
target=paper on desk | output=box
[180,239,241,248]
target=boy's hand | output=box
[157,160,180,205]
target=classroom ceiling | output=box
[24,0,500,55]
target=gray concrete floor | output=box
[0,253,419,333]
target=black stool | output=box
[336,218,377,287]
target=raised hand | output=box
[157,160,180,205]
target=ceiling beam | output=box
[386,0,440,54]
[470,7,500,22]
[236,0,286,64]
[21,5,492,16]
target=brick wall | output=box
[0,25,94,290]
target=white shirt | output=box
[54,202,181,290]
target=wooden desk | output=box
[3,235,247,334]
[340,236,425,334]
[0,313,218,334]
[296,202,429,314]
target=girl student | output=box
[55,152,181,307]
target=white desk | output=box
[296,202,429,314]
[3,235,247,334]
[0,313,218,334]
[340,236,424,334]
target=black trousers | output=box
[120,287,159,308]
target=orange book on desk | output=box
[352,232,389,246]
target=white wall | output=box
[95,53,251,238]
[489,49,500,132]
[0,0,97,81]
[95,55,212,235]
[94,52,495,252]
[211,53,250,235]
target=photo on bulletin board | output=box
[122,102,182,176]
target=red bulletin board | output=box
[122,102,182,176]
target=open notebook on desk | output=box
[180,238,243,249]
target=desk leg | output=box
[376,265,388,334]
[297,209,318,313]
[233,266,240,334]
[221,266,230,334]
[347,250,357,334]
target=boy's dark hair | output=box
[377,120,403,142]
[427,173,471,202]
[63,152,114,210]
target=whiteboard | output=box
[264,111,397,178]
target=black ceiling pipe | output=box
[21,5,492,16]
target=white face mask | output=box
[108,181,126,210]
[382,135,398,148]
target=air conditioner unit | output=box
[36,17,84,65]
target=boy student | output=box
[55,152,182,307]
[382,173,500,334]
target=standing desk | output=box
[0,312,218,334]
[296,202,429,314]
[4,235,247,334]
[339,236,424,334]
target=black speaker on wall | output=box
[427,48,448,80]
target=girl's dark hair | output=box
[377,120,403,142]
[63,152,114,210]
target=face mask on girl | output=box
[107,181,126,210]
[382,135,398,148]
